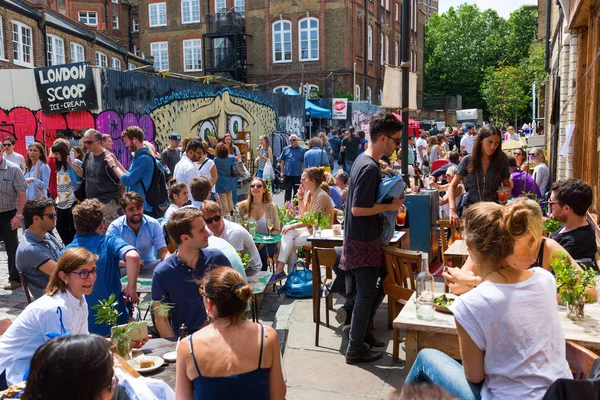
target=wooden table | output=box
[246,270,273,322]
[394,293,600,370]
[444,239,468,269]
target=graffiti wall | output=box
[0,69,305,168]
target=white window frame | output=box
[111,57,121,70]
[132,18,139,32]
[134,45,140,56]
[272,20,292,63]
[300,83,318,99]
[128,62,136,70]
[395,3,399,21]
[112,0,118,4]
[149,3,167,27]
[95,51,107,67]
[354,85,360,101]
[234,0,245,17]
[412,0,417,31]
[395,40,399,66]
[215,0,225,12]
[112,16,119,29]
[385,35,389,64]
[298,17,319,62]
[47,34,65,66]
[70,42,85,63]
[0,17,5,60]
[181,0,200,24]
[11,21,33,67]
[78,11,97,26]
[367,25,372,61]
[183,38,202,72]
[385,0,389,10]
[150,41,169,71]
[273,85,292,93]
[366,87,372,103]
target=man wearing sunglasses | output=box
[2,137,24,170]
[279,134,305,202]
[16,198,63,299]
[173,139,205,201]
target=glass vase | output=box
[567,300,585,320]
[112,333,132,360]
[312,225,321,238]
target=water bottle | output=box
[178,323,188,338]
[416,253,435,321]
[248,218,256,237]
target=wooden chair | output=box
[436,220,461,268]
[19,272,33,305]
[382,245,422,361]
[566,340,600,379]
[313,247,337,347]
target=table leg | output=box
[404,330,419,370]
[312,246,319,323]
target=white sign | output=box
[559,124,575,157]
[332,98,348,120]
[25,136,35,149]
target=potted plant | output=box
[299,210,330,238]
[550,251,596,320]
[543,217,562,236]
[238,251,251,270]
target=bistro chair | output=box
[566,340,600,379]
[382,245,422,361]
[313,247,337,347]
[436,219,461,267]
[19,272,33,305]
[431,159,449,173]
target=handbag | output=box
[74,153,89,201]
[282,260,313,298]
[263,160,275,179]
[231,162,240,178]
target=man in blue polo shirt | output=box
[279,134,305,202]
[107,192,168,272]
[152,208,231,338]
[63,199,141,336]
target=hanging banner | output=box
[381,66,418,110]
[34,62,97,114]
[332,98,348,120]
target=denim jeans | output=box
[348,266,386,351]
[257,168,264,178]
[258,243,278,271]
[405,349,482,400]
[345,161,354,176]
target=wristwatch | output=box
[16,214,23,219]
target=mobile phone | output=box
[70,151,75,160]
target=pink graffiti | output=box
[351,111,371,129]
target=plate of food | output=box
[127,355,164,373]
[433,293,456,314]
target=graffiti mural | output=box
[278,116,303,137]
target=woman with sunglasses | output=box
[512,148,526,168]
[24,142,51,200]
[530,149,550,195]
[0,248,97,389]
[238,178,280,270]
[21,334,118,400]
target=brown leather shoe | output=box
[3,281,21,290]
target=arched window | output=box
[273,85,293,93]
[355,85,361,101]
[300,84,319,99]
[272,20,292,63]
[367,25,373,61]
[366,87,372,103]
[298,17,319,61]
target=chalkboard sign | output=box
[34,62,98,114]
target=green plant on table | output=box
[238,251,252,270]
[550,251,596,320]
[543,217,562,235]
[299,210,329,230]
[92,294,138,358]
[138,299,175,318]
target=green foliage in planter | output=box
[543,218,562,235]
[238,251,252,270]
[550,251,595,306]
[299,210,330,229]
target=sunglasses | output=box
[385,135,400,146]
[513,152,522,156]
[529,153,539,156]
[106,373,118,391]
[250,184,263,188]
[83,140,96,145]
[204,215,222,224]
[3,143,12,147]
[71,268,98,279]
[43,213,57,219]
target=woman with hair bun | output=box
[405,200,572,399]
[268,167,334,284]
[175,267,286,400]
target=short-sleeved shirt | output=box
[280,146,305,176]
[214,156,235,194]
[460,135,476,154]
[83,152,121,204]
[457,155,510,209]
[16,230,64,300]
[161,148,181,175]
[216,219,262,271]
[152,248,231,333]
[552,222,597,262]
[4,152,24,170]
[415,138,428,164]
[63,233,136,336]
[341,154,383,270]
[510,171,541,199]
[174,155,202,200]
[0,159,28,213]
[106,215,167,264]
[341,135,361,163]
[303,148,328,168]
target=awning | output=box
[392,113,420,136]
[282,87,332,119]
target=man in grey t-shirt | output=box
[16,198,64,299]
[161,133,182,177]
[2,137,24,170]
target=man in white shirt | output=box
[2,137,24,170]
[460,125,476,154]
[415,130,428,167]
[201,200,262,271]
[173,139,204,201]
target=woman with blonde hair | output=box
[0,248,97,389]
[256,134,273,180]
[529,149,550,195]
[407,199,572,399]
[238,177,280,270]
[176,267,286,400]
[24,142,51,200]
[426,136,440,164]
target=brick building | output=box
[0,0,150,70]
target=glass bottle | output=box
[416,252,435,321]
[179,323,188,338]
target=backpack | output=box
[140,153,168,207]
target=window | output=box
[300,84,318,99]
[111,57,121,70]
[380,32,383,64]
[213,38,226,65]
[272,20,291,63]
[385,0,389,10]
[273,85,292,93]
[0,17,4,60]
[112,0,118,4]
[385,35,389,64]
[149,3,167,27]
[128,62,136,70]
[47,35,65,66]
[354,85,360,101]
[11,21,33,67]
[132,18,139,32]
[150,41,168,71]
[366,87,372,102]
[395,40,399,66]
[183,39,202,71]
[395,3,399,21]
[215,0,225,12]
[367,25,372,61]
[234,0,245,17]
[95,51,107,67]
[78,11,97,26]
[411,0,416,31]
[112,16,119,29]
[181,0,200,23]
[298,17,318,61]
[70,43,85,63]
[134,45,140,56]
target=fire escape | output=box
[203,8,248,82]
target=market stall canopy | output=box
[392,113,420,137]
[283,87,332,119]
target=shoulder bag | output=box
[282,260,313,298]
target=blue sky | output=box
[438,0,537,19]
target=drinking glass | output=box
[266,218,274,240]
[336,211,344,225]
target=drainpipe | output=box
[38,15,49,66]
[544,0,551,72]
[363,0,367,96]
[400,0,410,181]
[104,0,110,31]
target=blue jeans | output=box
[348,266,385,350]
[345,161,354,175]
[405,349,482,400]
[232,179,238,204]
[258,243,278,271]
[257,168,264,178]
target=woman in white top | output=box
[530,149,550,195]
[405,200,572,400]
[256,135,274,180]
[164,182,189,223]
[0,248,97,388]
[426,136,440,164]
[429,166,464,220]
[197,144,218,200]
